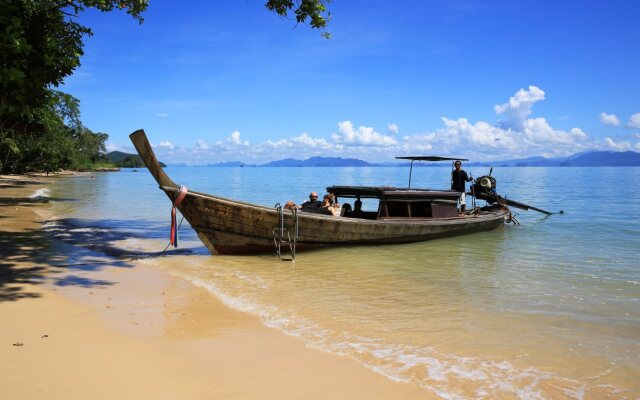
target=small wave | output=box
[30,188,50,201]
[169,270,626,399]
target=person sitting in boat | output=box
[284,201,298,211]
[340,203,352,217]
[320,194,340,216]
[451,160,473,214]
[300,192,322,212]
[352,197,364,218]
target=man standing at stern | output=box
[451,160,473,214]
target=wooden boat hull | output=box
[130,130,507,255]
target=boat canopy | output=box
[327,186,390,199]
[327,185,461,219]
[395,156,468,162]
[327,186,461,200]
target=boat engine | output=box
[471,175,498,203]
[470,172,558,215]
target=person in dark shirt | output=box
[451,160,473,214]
[300,192,322,212]
[352,197,364,218]
[319,193,340,216]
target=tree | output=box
[0,0,148,173]
[0,0,332,173]
[266,0,332,38]
[0,0,148,123]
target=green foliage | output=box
[106,151,166,168]
[0,0,332,173]
[118,155,145,168]
[1,0,148,121]
[266,0,332,38]
[1,0,85,120]
[0,90,110,173]
[0,0,148,173]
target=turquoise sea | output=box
[49,166,640,399]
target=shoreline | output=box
[0,175,431,399]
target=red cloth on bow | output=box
[170,186,188,247]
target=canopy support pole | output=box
[408,160,415,188]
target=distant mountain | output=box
[467,156,559,167]
[474,151,640,167]
[562,151,640,166]
[106,151,166,168]
[206,161,255,167]
[198,150,640,168]
[261,156,371,167]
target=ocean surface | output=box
[48,166,640,399]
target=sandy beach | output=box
[0,175,432,400]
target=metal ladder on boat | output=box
[272,203,299,261]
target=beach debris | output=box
[41,335,48,338]
[13,342,23,347]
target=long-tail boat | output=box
[130,130,515,256]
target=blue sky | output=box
[62,0,640,164]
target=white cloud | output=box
[266,132,331,149]
[440,117,518,149]
[331,121,397,146]
[216,131,250,148]
[195,139,209,151]
[398,87,591,160]
[599,112,620,126]
[603,137,631,151]
[522,118,587,145]
[230,131,249,146]
[114,86,639,164]
[628,112,640,129]
[156,112,168,118]
[157,141,174,151]
[105,142,129,153]
[494,86,545,131]
[401,117,588,160]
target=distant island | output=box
[263,156,370,167]
[193,150,640,168]
[470,151,640,167]
[106,151,167,168]
[205,161,254,167]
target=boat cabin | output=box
[327,186,461,220]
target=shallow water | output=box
[49,166,640,399]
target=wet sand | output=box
[0,175,432,399]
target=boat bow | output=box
[129,129,178,189]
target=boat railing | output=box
[272,203,298,261]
